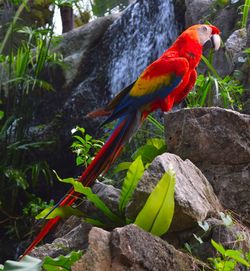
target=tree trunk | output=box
[60,6,73,33]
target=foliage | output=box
[186,55,244,110]
[209,239,250,271]
[36,134,175,237]
[0,0,63,257]
[71,126,104,167]
[1,251,83,271]
[241,0,250,28]
[91,0,129,17]
[135,169,175,236]
[183,212,250,270]
[23,197,54,217]
[118,156,145,213]
[42,250,83,271]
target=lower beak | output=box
[211,34,221,51]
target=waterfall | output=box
[103,0,179,95]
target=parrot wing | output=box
[103,57,190,124]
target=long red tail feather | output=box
[21,112,140,257]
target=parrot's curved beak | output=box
[211,34,221,50]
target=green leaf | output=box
[54,171,121,223]
[146,138,166,149]
[225,250,250,267]
[132,138,166,165]
[42,251,83,271]
[119,156,144,213]
[76,156,84,166]
[3,256,42,271]
[0,110,4,120]
[211,239,226,256]
[135,169,175,236]
[114,162,132,174]
[35,206,84,220]
[201,55,220,78]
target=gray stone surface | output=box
[72,227,111,271]
[126,152,222,232]
[30,221,92,259]
[164,107,250,223]
[72,225,206,271]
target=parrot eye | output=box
[201,25,208,32]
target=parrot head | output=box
[186,24,221,50]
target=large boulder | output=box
[164,107,250,224]
[72,225,206,271]
[126,152,222,232]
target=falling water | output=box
[103,0,179,95]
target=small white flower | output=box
[71,128,77,134]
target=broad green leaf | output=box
[73,135,87,146]
[35,206,84,220]
[146,138,166,149]
[4,256,42,271]
[119,156,144,212]
[132,138,166,165]
[225,250,250,267]
[135,169,175,236]
[42,251,83,271]
[132,145,162,166]
[54,171,121,223]
[114,162,132,174]
[76,156,84,166]
[211,239,226,256]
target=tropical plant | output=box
[1,251,83,271]
[241,0,250,28]
[186,55,244,110]
[209,239,250,271]
[0,1,64,259]
[37,161,176,237]
[71,126,104,168]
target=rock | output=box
[225,28,248,72]
[126,152,222,232]
[30,221,92,259]
[185,0,213,27]
[164,107,250,224]
[72,227,111,271]
[72,225,206,271]
[191,218,250,262]
[55,15,119,88]
[91,181,121,214]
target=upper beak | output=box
[211,34,221,50]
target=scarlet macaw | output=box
[22,24,221,256]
